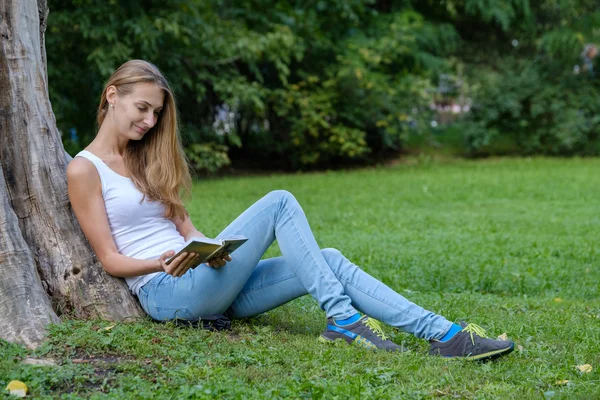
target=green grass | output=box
[2,157,600,399]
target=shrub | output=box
[460,57,600,156]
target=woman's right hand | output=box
[159,250,200,277]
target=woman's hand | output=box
[159,250,201,277]
[207,254,232,269]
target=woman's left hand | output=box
[207,253,232,269]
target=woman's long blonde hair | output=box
[97,60,191,221]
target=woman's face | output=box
[107,82,165,141]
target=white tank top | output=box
[75,150,185,295]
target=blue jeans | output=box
[137,190,452,340]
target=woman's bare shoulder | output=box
[67,157,99,187]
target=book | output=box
[165,235,248,268]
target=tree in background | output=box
[46,0,600,171]
[46,0,457,170]
[412,0,600,155]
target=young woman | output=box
[67,60,514,361]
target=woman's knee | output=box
[321,247,357,277]
[266,189,295,202]
[265,190,299,209]
[321,247,343,262]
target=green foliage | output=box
[47,0,461,171]
[414,0,531,33]
[272,80,370,166]
[48,0,600,169]
[3,159,600,398]
[47,0,298,172]
[456,0,600,156]
[185,143,231,175]
[411,0,600,157]
[464,0,531,31]
[257,9,461,167]
[458,60,598,155]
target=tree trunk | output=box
[0,163,60,348]
[0,0,144,349]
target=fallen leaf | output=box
[497,333,509,341]
[577,364,592,373]
[517,345,524,352]
[102,324,115,331]
[6,380,27,397]
[553,298,563,303]
[555,379,569,386]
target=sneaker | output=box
[429,322,514,361]
[319,315,405,351]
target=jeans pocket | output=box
[153,306,196,321]
[137,284,151,315]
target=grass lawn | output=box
[2,157,600,399]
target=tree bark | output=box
[0,0,144,349]
[0,162,60,348]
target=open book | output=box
[165,235,248,268]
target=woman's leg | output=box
[227,248,515,359]
[229,248,453,341]
[139,191,357,321]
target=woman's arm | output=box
[67,158,196,278]
[172,215,206,242]
[172,209,232,268]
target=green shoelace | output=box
[461,323,488,345]
[363,318,389,340]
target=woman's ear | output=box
[106,85,117,106]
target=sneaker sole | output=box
[319,335,336,344]
[319,334,379,350]
[452,342,515,361]
[320,334,404,351]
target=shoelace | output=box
[363,318,389,341]
[461,323,488,345]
